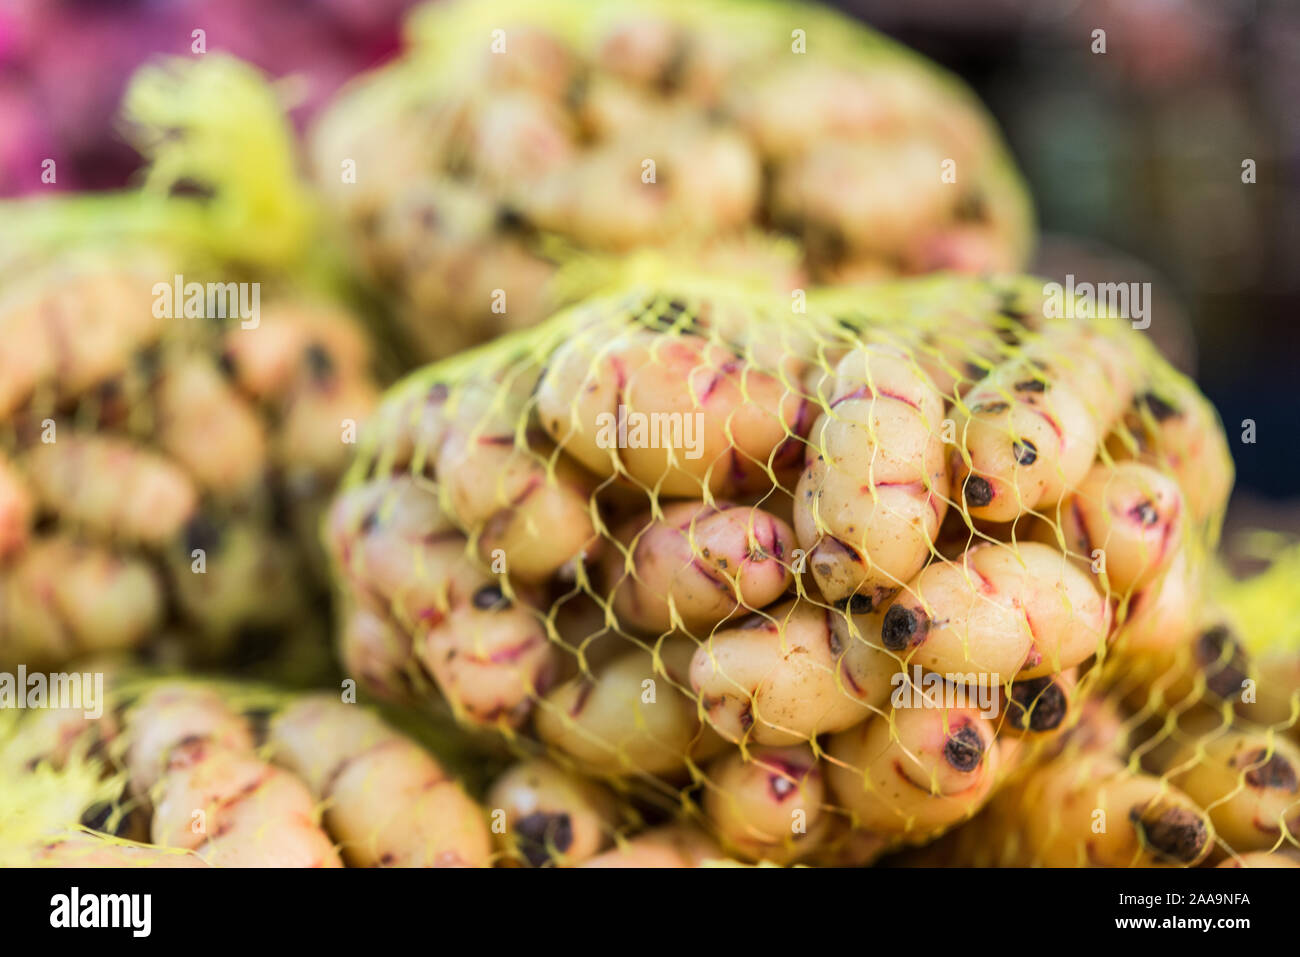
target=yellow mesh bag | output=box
[310,0,1034,361]
[898,535,1300,869]
[0,57,381,681]
[320,268,1284,867]
[0,674,509,867]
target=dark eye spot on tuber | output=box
[844,593,875,615]
[1014,379,1046,393]
[1008,677,1066,732]
[1134,805,1208,864]
[1244,751,1298,791]
[943,726,985,772]
[472,583,506,610]
[962,475,995,508]
[1129,501,1159,526]
[881,605,929,651]
[1012,439,1037,465]
[516,812,574,867]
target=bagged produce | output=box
[0,56,382,681]
[320,270,1274,865]
[310,0,1034,360]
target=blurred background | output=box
[2,0,1296,528]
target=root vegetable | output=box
[602,501,796,635]
[1108,384,1233,528]
[537,326,808,498]
[690,599,897,745]
[1,537,164,668]
[702,744,827,863]
[1020,756,1213,867]
[951,357,1099,523]
[327,476,555,727]
[271,696,492,867]
[155,353,268,496]
[536,640,714,776]
[23,434,197,547]
[825,705,999,839]
[1169,732,1300,853]
[879,541,1109,682]
[794,343,948,609]
[151,740,341,868]
[487,757,619,867]
[580,824,725,868]
[1052,461,1183,594]
[31,836,206,868]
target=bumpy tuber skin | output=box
[702,744,827,864]
[879,541,1109,683]
[154,353,268,497]
[22,434,197,547]
[271,696,492,867]
[523,120,760,251]
[603,501,795,636]
[1,537,165,668]
[794,343,949,610]
[774,140,958,263]
[220,302,379,481]
[1169,732,1300,853]
[487,757,619,867]
[1108,384,1233,527]
[0,453,33,560]
[31,836,207,868]
[435,383,598,583]
[580,824,726,868]
[825,705,1000,839]
[338,603,414,704]
[1052,461,1183,594]
[1021,755,1213,867]
[123,684,340,868]
[951,353,1100,523]
[691,600,898,746]
[537,326,809,498]
[151,740,342,868]
[122,685,252,791]
[1109,547,1200,660]
[327,476,556,727]
[536,640,721,776]
[0,260,166,418]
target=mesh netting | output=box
[317,269,1300,868]
[0,58,381,681]
[0,677,499,867]
[310,0,1033,361]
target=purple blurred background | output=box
[2,0,1296,515]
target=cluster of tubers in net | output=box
[9,680,742,868]
[897,666,1300,868]
[311,0,1030,359]
[0,252,379,673]
[327,276,1239,864]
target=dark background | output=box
[3,0,1296,516]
